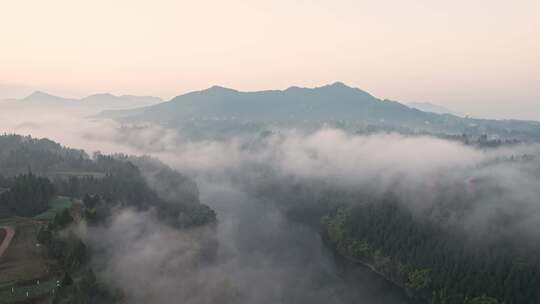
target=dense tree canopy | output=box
[0,172,55,217]
[322,200,540,304]
[0,134,216,227]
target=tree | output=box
[53,209,74,229]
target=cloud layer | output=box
[3,107,540,303]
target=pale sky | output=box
[1,0,539,120]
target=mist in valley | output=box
[2,104,540,303]
[1,1,539,302]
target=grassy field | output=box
[0,219,60,304]
[34,197,74,221]
[0,196,80,303]
[0,221,56,286]
[0,277,59,304]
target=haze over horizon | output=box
[2,3,540,303]
[1,0,539,120]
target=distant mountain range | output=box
[102,82,540,141]
[2,91,162,112]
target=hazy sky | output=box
[1,0,539,119]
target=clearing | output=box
[0,196,79,303]
[33,196,74,221]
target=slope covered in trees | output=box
[0,173,55,217]
[0,134,92,176]
[52,154,215,228]
[231,157,540,304]
[0,134,215,227]
[321,201,540,304]
[0,134,217,303]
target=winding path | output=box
[0,226,15,260]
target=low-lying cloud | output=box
[3,105,540,303]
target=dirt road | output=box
[0,226,15,260]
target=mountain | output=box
[4,91,162,113]
[105,82,440,123]
[102,82,540,141]
[22,90,75,103]
[407,102,464,116]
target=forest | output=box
[0,134,216,227]
[0,173,55,217]
[321,200,540,304]
[0,134,216,303]
[227,155,540,304]
[1,132,539,304]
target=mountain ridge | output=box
[3,90,163,112]
[18,91,163,104]
[22,90,76,103]
[100,82,540,141]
